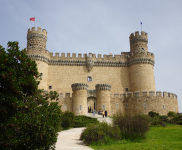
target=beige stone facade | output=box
[25,27,179,116]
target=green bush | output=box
[151,117,160,125]
[80,122,121,145]
[61,111,75,129]
[167,111,176,118]
[172,115,182,125]
[113,114,150,140]
[0,42,61,149]
[148,111,159,118]
[159,115,168,122]
[73,115,99,127]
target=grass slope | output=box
[90,125,182,150]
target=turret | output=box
[27,27,47,50]
[72,83,88,115]
[26,27,48,90]
[96,84,111,116]
[128,31,156,93]
[129,31,148,53]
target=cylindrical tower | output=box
[130,31,148,53]
[96,84,111,116]
[128,31,156,93]
[26,27,48,90]
[72,83,88,116]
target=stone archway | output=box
[87,97,96,113]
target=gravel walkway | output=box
[55,113,113,150]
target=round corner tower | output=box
[96,84,111,116]
[128,31,156,93]
[26,27,49,90]
[72,83,88,116]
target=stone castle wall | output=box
[25,27,179,116]
[56,90,179,116]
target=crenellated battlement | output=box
[27,27,47,36]
[129,31,148,44]
[26,50,155,67]
[110,91,178,99]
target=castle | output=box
[25,27,179,116]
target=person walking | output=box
[93,109,95,116]
[102,110,105,118]
[105,110,107,117]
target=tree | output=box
[0,41,62,150]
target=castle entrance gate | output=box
[87,97,96,113]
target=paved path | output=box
[55,113,113,150]
[55,127,93,150]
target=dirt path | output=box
[55,127,93,150]
[55,113,113,150]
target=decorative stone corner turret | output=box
[72,83,88,116]
[96,84,111,116]
[86,53,94,72]
[95,84,111,91]
[71,83,88,90]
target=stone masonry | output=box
[25,27,179,116]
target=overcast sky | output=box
[0,0,181,112]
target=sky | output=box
[0,0,182,113]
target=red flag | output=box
[30,17,35,21]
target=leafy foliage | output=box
[80,122,121,145]
[148,111,159,118]
[113,113,150,140]
[60,112,99,129]
[167,111,176,118]
[0,42,62,149]
[61,111,75,129]
[172,114,182,125]
[73,115,99,127]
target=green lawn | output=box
[90,125,182,150]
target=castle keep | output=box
[25,27,179,116]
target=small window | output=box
[30,44,32,46]
[143,103,147,109]
[40,73,43,77]
[87,76,92,82]
[125,88,129,92]
[125,103,128,109]
[80,105,82,110]
[102,104,106,110]
[162,105,165,109]
[116,103,119,109]
[49,86,52,89]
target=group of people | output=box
[98,109,107,118]
[88,107,107,118]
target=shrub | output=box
[159,121,167,127]
[167,111,176,118]
[160,115,169,122]
[61,111,75,129]
[80,122,121,145]
[148,111,159,118]
[113,114,150,140]
[73,115,99,127]
[172,115,182,125]
[151,117,160,125]
[0,42,62,149]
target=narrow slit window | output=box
[125,88,129,92]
